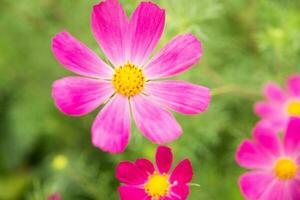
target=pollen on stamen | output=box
[112,63,145,97]
[274,158,298,181]
[144,172,170,199]
[287,100,300,116]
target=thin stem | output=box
[189,183,201,187]
[211,85,260,99]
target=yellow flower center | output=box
[287,101,300,116]
[274,158,298,180]
[112,63,145,97]
[144,172,170,199]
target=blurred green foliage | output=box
[0,0,300,199]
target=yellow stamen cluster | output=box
[274,158,298,180]
[287,100,300,116]
[112,63,145,97]
[144,172,170,199]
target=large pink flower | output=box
[236,117,300,200]
[51,0,210,153]
[255,75,300,131]
[116,146,193,200]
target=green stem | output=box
[211,85,260,99]
[189,183,201,187]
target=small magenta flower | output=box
[255,74,300,131]
[51,0,210,153]
[116,146,193,200]
[236,118,300,200]
[47,193,62,200]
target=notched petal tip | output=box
[128,0,165,66]
[185,33,203,56]
[93,0,119,7]
[138,1,165,13]
[91,123,129,154]
[51,31,113,78]
[51,31,68,52]
[170,159,193,183]
[156,146,173,159]
[198,86,211,113]
[144,34,203,79]
[51,31,77,52]
[91,135,126,154]
[91,0,128,67]
[115,161,148,185]
[156,145,173,174]
[157,145,172,153]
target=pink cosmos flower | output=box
[236,117,300,200]
[116,146,193,200]
[51,0,210,153]
[255,75,300,131]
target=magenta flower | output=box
[255,74,300,131]
[51,0,210,153]
[47,193,62,200]
[236,117,300,200]
[116,146,193,200]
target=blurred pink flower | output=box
[116,146,193,200]
[51,0,210,153]
[255,74,300,131]
[236,118,300,200]
[47,193,62,200]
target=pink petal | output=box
[128,2,165,66]
[92,95,130,153]
[161,197,173,200]
[116,161,148,185]
[297,156,300,166]
[258,119,288,133]
[118,186,148,200]
[144,34,202,79]
[252,122,282,158]
[236,140,273,169]
[135,158,155,175]
[254,102,278,118]
[263,82,286,103]
[52,76,114,116]
[259,181,291,200]
[254,102,287,130]
[156,146,173,174]
[92,0,128,67]
[145,80,210,115]
[239,171,275,200]
[168,183,190,200]
[170,159,193,184]
[131,94,182,144]
[289,180,300,200]
[284,117,300,155]
[52,32,113,78]
[287,75,300,97]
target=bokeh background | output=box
[1,0,300,199]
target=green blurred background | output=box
[1,0,300,199]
